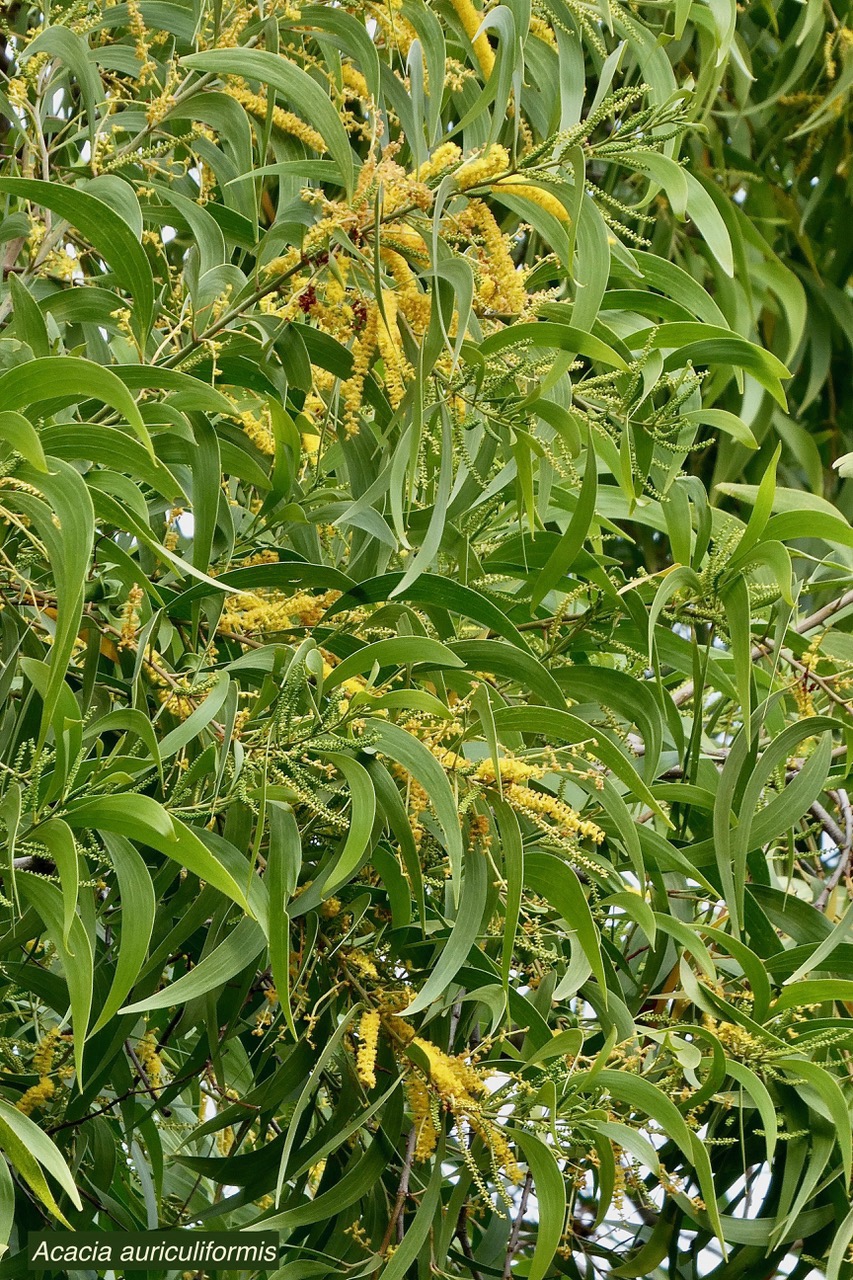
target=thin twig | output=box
[125,1040,170,1115]
[47,1060,207,1135]
[672,588,853,708]
[815,787,853,910]
[837,788,852,852]
[809,798,846,853]
[379,1125,418,1257]
[456,1203,485,1280]
[503,1170,533,1280]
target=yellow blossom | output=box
[407,1037,521,1182]
[356,1010,381,1088]
[381,248,432,333]
[492,177,570,221]
[225,84,327,153]
[33,1027,61,1075]
[136,1031,163,1090]
[457,144,510,191]
[240,407,275,456]
[118,583,144,650]
[529,16,558,50]
[451,199,526,314]
[16,1076,55,1115]
[474,755,544,784]
[406,1071,437,1158]
[505,781,604,843]
[416,143,463,182]
[341,64,371,101]
[450,0,496,78]
[345,949,379,979]
[342,300,379,436]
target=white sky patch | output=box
[177,511,195,538]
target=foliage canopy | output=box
[0,0,852,1277]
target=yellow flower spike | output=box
[16,1077,55,1116]
[32,1027,61,1076]
[405,1072,438,1159]
[457,144,510,191]
[473,755,544,785]
[118,582,144,650]
[240,407,276,457]
[135,1031,163,1091]
[451,200,526,314]
[346,949,379,979]
[411,1037,485,1104]
[380,248,431,333]
[342,301,379,436]
[416,142,463,182]
[503,781,605,843]
[381,226,430,265]
[529,16,558,50]
[356,1010,381,1089]
[224,84,327,153]
[450,0,496,79]
[374,290,413,408]
[491,177,571,222]
[341,64,371,102]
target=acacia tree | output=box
[0,1,852,1277]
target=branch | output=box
[671,588,853,709]
[456,1203,485,1280]
[816,787,853,911]
[502,1170,533,1280]
[379,1125,418,1257]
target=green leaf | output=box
[376,1134,445,1280]
[724,1060,778,1165]
[480,321,630,370]
[120,917,266,1012]
[402,846,488,1015]
[0,1153,15,1256]
[22,26,103,144]
[493,797,523,988]
[0,1097,82,1224]
[513,1131,566,1280]
[367,719,465,902]
[772,980,853,1012]
[524,851,607,994]
[0,179,154,334]
[63,796,252,914]
[91,834,157,1034]
[26,819,78,945]
[181,49,355,195]
[0,357,153,455]
[11,461,94,744]
[0,410,48,472]
[266,803,301,1040]
[18,872,93,1086]
[683,170,734,276]
[776,1058,852,1183]
[530,442,597,607]
[314,752,377,898]
[325,637,465,689]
